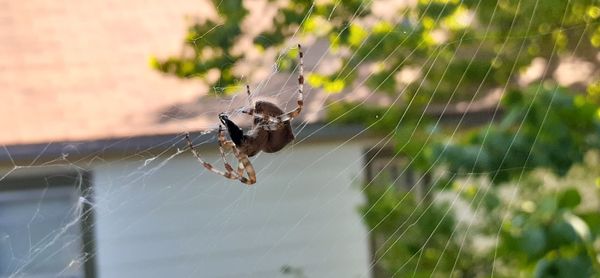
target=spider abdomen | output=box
[262,123,294,153]
[253,101,295,154]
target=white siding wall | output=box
[92,141,371,278]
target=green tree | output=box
[435,85,600,184]
[153,0,598,98]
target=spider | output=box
[185,44,304,185]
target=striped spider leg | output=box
[242,44,304,125]
[186,126,257,185]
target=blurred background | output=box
[1,0,599,277]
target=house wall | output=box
[92,141,371,278]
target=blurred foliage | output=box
[150,0,248,94]
[498,186,597,277]
[435,84,600,184]
[158,0,600,276]
[362,185,493,277]
[153,0,598,96]
[479,156,600,277]
[363,153,600,277]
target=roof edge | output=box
[0,123,370,165]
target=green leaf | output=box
[579,212,600,237]
[534,255,593,278]
[547,220,579,248]
[558,188,582,209]
[520,227,547,259]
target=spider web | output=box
[1,0,599,277]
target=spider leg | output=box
[241,44,304,124]
[246,85,253,107]
[230,149,257,185]
[217,125,237,173]
[236,159,245,177]
[185,133,240,180]
[218,126,257,185]
[217,137,257,185]
[282,43,304,119]
[186,132,257,185]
